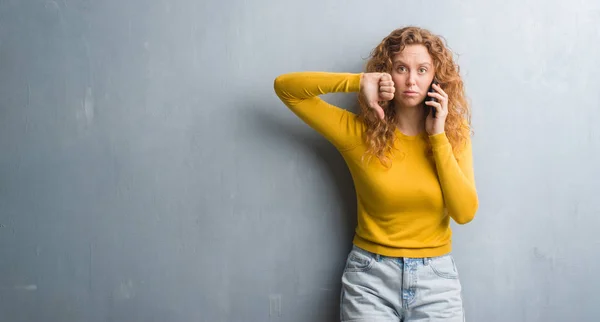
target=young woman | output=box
[274,26,478,322]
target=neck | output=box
[394,103,427,136]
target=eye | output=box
[418,67,427,74]
[397,66,407,72]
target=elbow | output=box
[273,75,282,91]
[273,74,289,98]
[453,196,479,225]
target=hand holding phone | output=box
[425,79,439,118]
[424,79,449,135]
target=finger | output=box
[428,91,448,112]
[380,92,394,101]
[433,83,449,98]
[380,73,392,82]
[427,91,445,101]
[425,100,443,114]
[372,105,385,120]
[379,80,394,87]
[380,85,395,93]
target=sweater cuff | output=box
[429,132,451,148]
[351,73,363,92]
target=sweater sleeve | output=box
[273,72,364,151]
[429,132,479,224]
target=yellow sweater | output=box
[273,72,478,258]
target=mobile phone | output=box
[425,79,439,118]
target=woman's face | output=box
[390,44,435,108]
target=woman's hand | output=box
[425,82,449,135]
[360,73,395,120]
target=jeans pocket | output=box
[429,255,459,279]
[343,247,375,273]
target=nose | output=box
[406,71,417,86]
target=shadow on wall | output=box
[245,102,358,235]
[237,95,360,321]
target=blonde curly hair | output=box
[358,26,472,167]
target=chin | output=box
[395,98,424,109]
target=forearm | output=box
[274,72,362,103]
[430,133,478,224]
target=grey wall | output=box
[1,0,599,321]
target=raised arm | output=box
[273,72,364,151]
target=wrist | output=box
[359,73,365,91]
[429,131,451,147]
[427,126,445,136]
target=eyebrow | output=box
[393,60,432,66]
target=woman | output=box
[274,26,478,321]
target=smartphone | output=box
[425,79,439,118]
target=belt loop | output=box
[423,257,429,265]
[375,254,381,262]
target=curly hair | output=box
[358,26,472,167]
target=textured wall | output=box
[1,0,599,321]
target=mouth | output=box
[402,91,419,96]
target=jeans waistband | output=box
[352,244,450,265]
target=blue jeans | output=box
[340,245,465,322]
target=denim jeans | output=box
[340,245,465,322]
